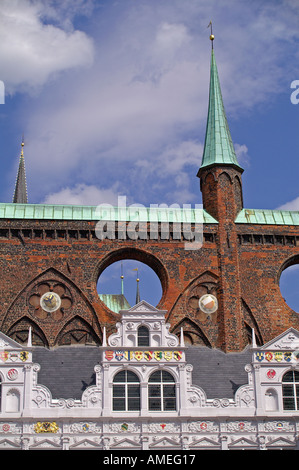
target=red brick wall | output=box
[0,212,298,351]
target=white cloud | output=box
[0,0,94,94]
[5,0,299,206]
[42,183,120,206]
[136,140,202,176]
[235,144,249,167]
[277,197,299,211]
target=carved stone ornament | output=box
[34,422,59,433]
[29,282,72,321]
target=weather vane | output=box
[207,20,214,48]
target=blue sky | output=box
[0,0,298,311]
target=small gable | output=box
[30,438,61,450]
[189,436,221,449]
[70,438,101,450]
[0,438,21,450]
[0,331,24,350]
[149,436,181,449]
[126,300,160,313]
[261,328,299,351]
[110,437,141,449]
[267,436,296,449]
[228,436,259,449]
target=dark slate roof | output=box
[33,346,100,400]
[32,346,252,401]
[185,347,252,399]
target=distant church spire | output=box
[133,268,140,304]
[120,262,124,295]
[13,137,28,204]
[136,276,140,304]
[197,30,243,173]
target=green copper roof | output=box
[99,294,131,313]
[235,208,299,226]
[0,203,298,226]
[199,49,243,171]
[0,203,218,224]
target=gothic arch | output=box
[2,267,102,348]
[55,315,101,346]
[242,299,263,346]
[200,171,217,197]
[218,170,233,184]
[172,317,212,347]
[182,270,219,295]
[7,316,49,348]
[234,175,243,212]
[203,171,216,184]
[168,269,219,311]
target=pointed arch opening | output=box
[7,317,48,348]
[56,316,101,346]
[173,317,212,347]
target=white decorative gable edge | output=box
[0,322,299,449]
[108,301,179,348]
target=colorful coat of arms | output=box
[174,351,182,361]
[144,351,153,361]
[115,351,125,361]
[255,352,264,362]
[9,353,18,362]
[134,351,143,361]
[274,352,283,362]
[0,351,9,362]
[20,351,29,362]
[265,352,273,362]
[164,351,172,361]
[124,351,132,361]
[284,352,292,362]
[154,351,163,361]
[105,351,114,361]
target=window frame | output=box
[137,325,150,347]
[112,370,140,412]
[148,370,176,412]
[282,369,299,411]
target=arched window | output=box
[137,325,149,346]
[112,370,140,411]
[282,370,299,410]
[148,370,176,411]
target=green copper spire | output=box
[198,46,243,172]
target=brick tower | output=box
[197,43,245,350]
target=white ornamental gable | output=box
[0,332,24,350]
[261,328,299,351]
[124,300,161,313]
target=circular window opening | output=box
[97,260,163,313]
[280,263,299,312]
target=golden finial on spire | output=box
[120,262,124,295]
[21,134,25,157]
[207,20,214,47]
